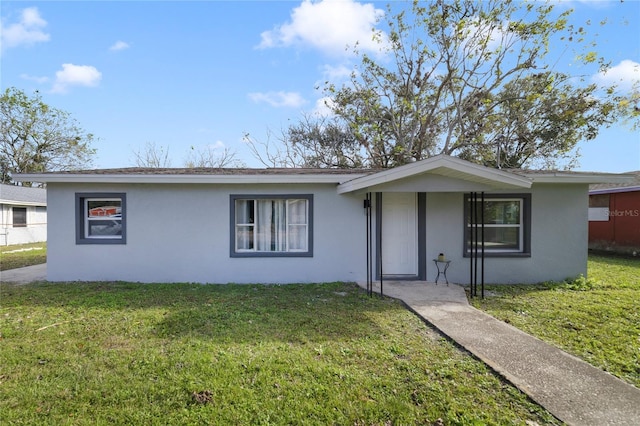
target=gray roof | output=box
[0,184,47,205]
[13,159,634,187]
[32,167,376,176]
[590,171,640,193]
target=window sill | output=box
[464,252,531,258]
[231,251,312,258]
[77,238,126,245]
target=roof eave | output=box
[0,200,46,207]
[590,185,640,195]
[13,173,369,185]
[522,173,636,184]
[337,155,532,194]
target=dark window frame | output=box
[463,193,531,258]
[230,194,313,258]
[589,193,610,208]
[12,207,27,228]
[75,193,127,245]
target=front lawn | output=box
[0,282,559,425]
[0,243,47,271]
[470,255,640,387]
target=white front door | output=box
[381,192,418,276]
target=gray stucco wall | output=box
[424,184,589,284]
[46,183,366,283]
[46,181,589,284]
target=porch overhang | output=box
[337,155,532,194]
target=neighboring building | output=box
[589,171,640,256]
[0,184,47,246]
[15,155,632,284]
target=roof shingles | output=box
[0,184,47,204]
[42,167,376,176]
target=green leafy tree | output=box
[307,0,628,169]
[0,87,96,185]
[456,71,619,169]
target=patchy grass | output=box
[0,243,47,271]
[470,255,640,387]
[0,282,559,425]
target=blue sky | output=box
[1,0,639,172]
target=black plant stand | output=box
[433,259,451,285]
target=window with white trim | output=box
[231,195,312,257]
[76,193,126,244]
[464,194,531,256]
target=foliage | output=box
[0,87,96,185]
[0,282,559,425]
[456,72,617,169]
[245,115,366,168]
[0,243,46,271]
[261,0,630,169]
[549,274,597,292]
[471,255,640,387]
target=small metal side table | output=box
[433,259,451,285]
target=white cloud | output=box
[258,0,385,56]
[109,40,130,51]
[20,73,49,84]
[1,7,50,51]
[51,64,102,94]
[311,96,336,117]
[592,60,640,92]
[321,64,353,81]
[248,91,306,108]
[555,0,614,10]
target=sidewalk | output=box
[359,280,640,426]
[0,263,47,284]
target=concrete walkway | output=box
[0,263,47,284]
[359,280,640,426]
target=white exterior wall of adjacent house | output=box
[423,184,589,284]
[0,204,47,246]
[46,182,366,283]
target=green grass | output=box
[0,282,559,425]
[470,255,640,388]
[0,243,47,271]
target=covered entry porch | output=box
[338,155,534,293]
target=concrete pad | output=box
[1,263,47,284]
[359,280,640,426]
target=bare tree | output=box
[131,142,171,168]
[243,130,303,168]
[184,145,245,168]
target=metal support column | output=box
[364,193,373,297]
[468,192,486,299]
[377,193,383,297]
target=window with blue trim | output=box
[76,193,126,244]
[464,194,531,257]
[231,195,312,257]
